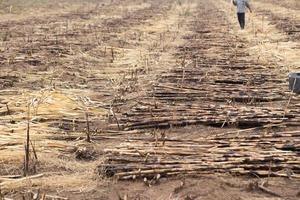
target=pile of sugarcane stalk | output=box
[121,103,297,130]
[99,130,300,180]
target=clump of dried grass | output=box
[1,151,106,194]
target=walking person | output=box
[232,0,252,30]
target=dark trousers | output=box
[237,13,245,29]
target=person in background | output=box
[232,0,252,30]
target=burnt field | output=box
[0,0,300,199]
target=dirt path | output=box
[217,0,300,68]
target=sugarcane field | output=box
[0,0,299,199]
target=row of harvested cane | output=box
[99,130,300,180]
[120,101,300,130]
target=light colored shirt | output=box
[234,0,250,13]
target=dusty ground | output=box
[0,0,299,199]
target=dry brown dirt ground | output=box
[0,0,300,199]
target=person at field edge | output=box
[232,0,252,30]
